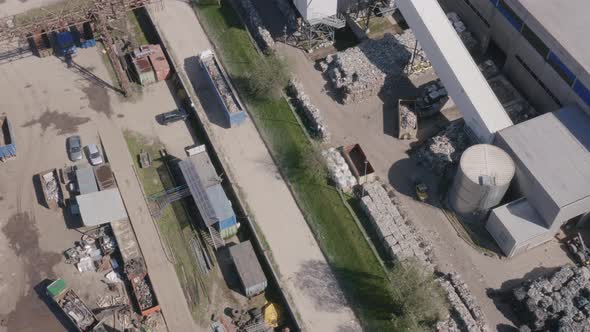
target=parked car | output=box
[66,135,83,161]
[158,108,188,125]
[85,144,104,166]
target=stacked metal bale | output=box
[414,121,471,175]
[320,33,414,104]
[447,12,478,51]
[235,0,275,51]
[323,148,357,192]
[513,266,590,331]
[438,273,489,332]
[360,181,431,265]
[287,79,330,140]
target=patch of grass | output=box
[194,2,401,330]
[123,131,206,322]
[128,11,149,46]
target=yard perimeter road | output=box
[151,1,361,331]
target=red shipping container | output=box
[147,44,170,82]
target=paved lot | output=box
[277,42,571,329]
[0,48,200,332]
[151,1,361,331]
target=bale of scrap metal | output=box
[287,78,330,140]
[437,273,488,332]
[321,33,418,104]
[322,148,357,192]
[414,121,471,175]
[513,266,590,331]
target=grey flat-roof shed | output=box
[76,167,98,195]
[229,241,267,297]
[486,198,553,257]
[77,188,128,227]
[495,106,590,228]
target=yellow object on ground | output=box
[263,302,280,328]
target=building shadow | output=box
[215,242,243,295]
[183,56,230,129]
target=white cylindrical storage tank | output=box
[449,144,515,215]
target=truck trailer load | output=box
[47,278,99,332]
[340,144,376,185]
[199,50,247,127]
[38,168,64,209]
[0,115,16,161]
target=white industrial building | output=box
[487,106,590,256]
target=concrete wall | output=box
[439,0,590,114]
[486,210,516,256]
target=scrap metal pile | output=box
[287,78,330,140]
[399,103,417,130]
[360,181,431,265]
[320,33,416,104]
[59,290,97,330]
[42,170,62,203]
[125,258,146,276]
[447,12,478,51]
[133,276,155,310]
[201,54,242,114]
[437,273,489,332]
[323,148,357,192]
[513,266,590,331]
[414,121,471,175]
[64,226,117,273]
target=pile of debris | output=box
[227,307,273,332]
[400,106,417,131]
[447,12,478,51]
[60,291,97,330]
[133,276,155,310]
[201,54,242,115]
[322,148,357,192]
[64,226,118,273]
[235,0,275,51]
[513,266,590,331]
[320,33,414,104]
[125,257,146,276]
[287,78,330,140]
[437,273,489,332]
[360,181,431,265]
[414,121,471,175]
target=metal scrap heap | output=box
[125,257,146,276]
[322,148,357,192]
[513,266,590,331]
[399,104,417,130]
[59,291,97,330]
[415,121,471,175]
[437,273,489,332]
[201,54,241,115]
[287,78,329,140]
[321,33,416,104]
[133,276,155,310]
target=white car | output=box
[85,144,104,166]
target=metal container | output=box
[449,144,515,216]
[147,44,170,82]
[132,56,156,86]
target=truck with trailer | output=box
[199,49,247,127]
[46,278,99,332]
[0,115,16,161]
[38,168,64,209]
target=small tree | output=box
[389,259,449,331]
[243,54,290,100]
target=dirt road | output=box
[151,1,361,331]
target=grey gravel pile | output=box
[321,33,415,104]
[415,121,470,175]
[235,0,275,51]
[323,148,357,192]
[447,12,478,51]
[513,266,590,331]
[202,55,241,115]
[438,273,489,332]
[360,181,431,265]
[287,79,330,140]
